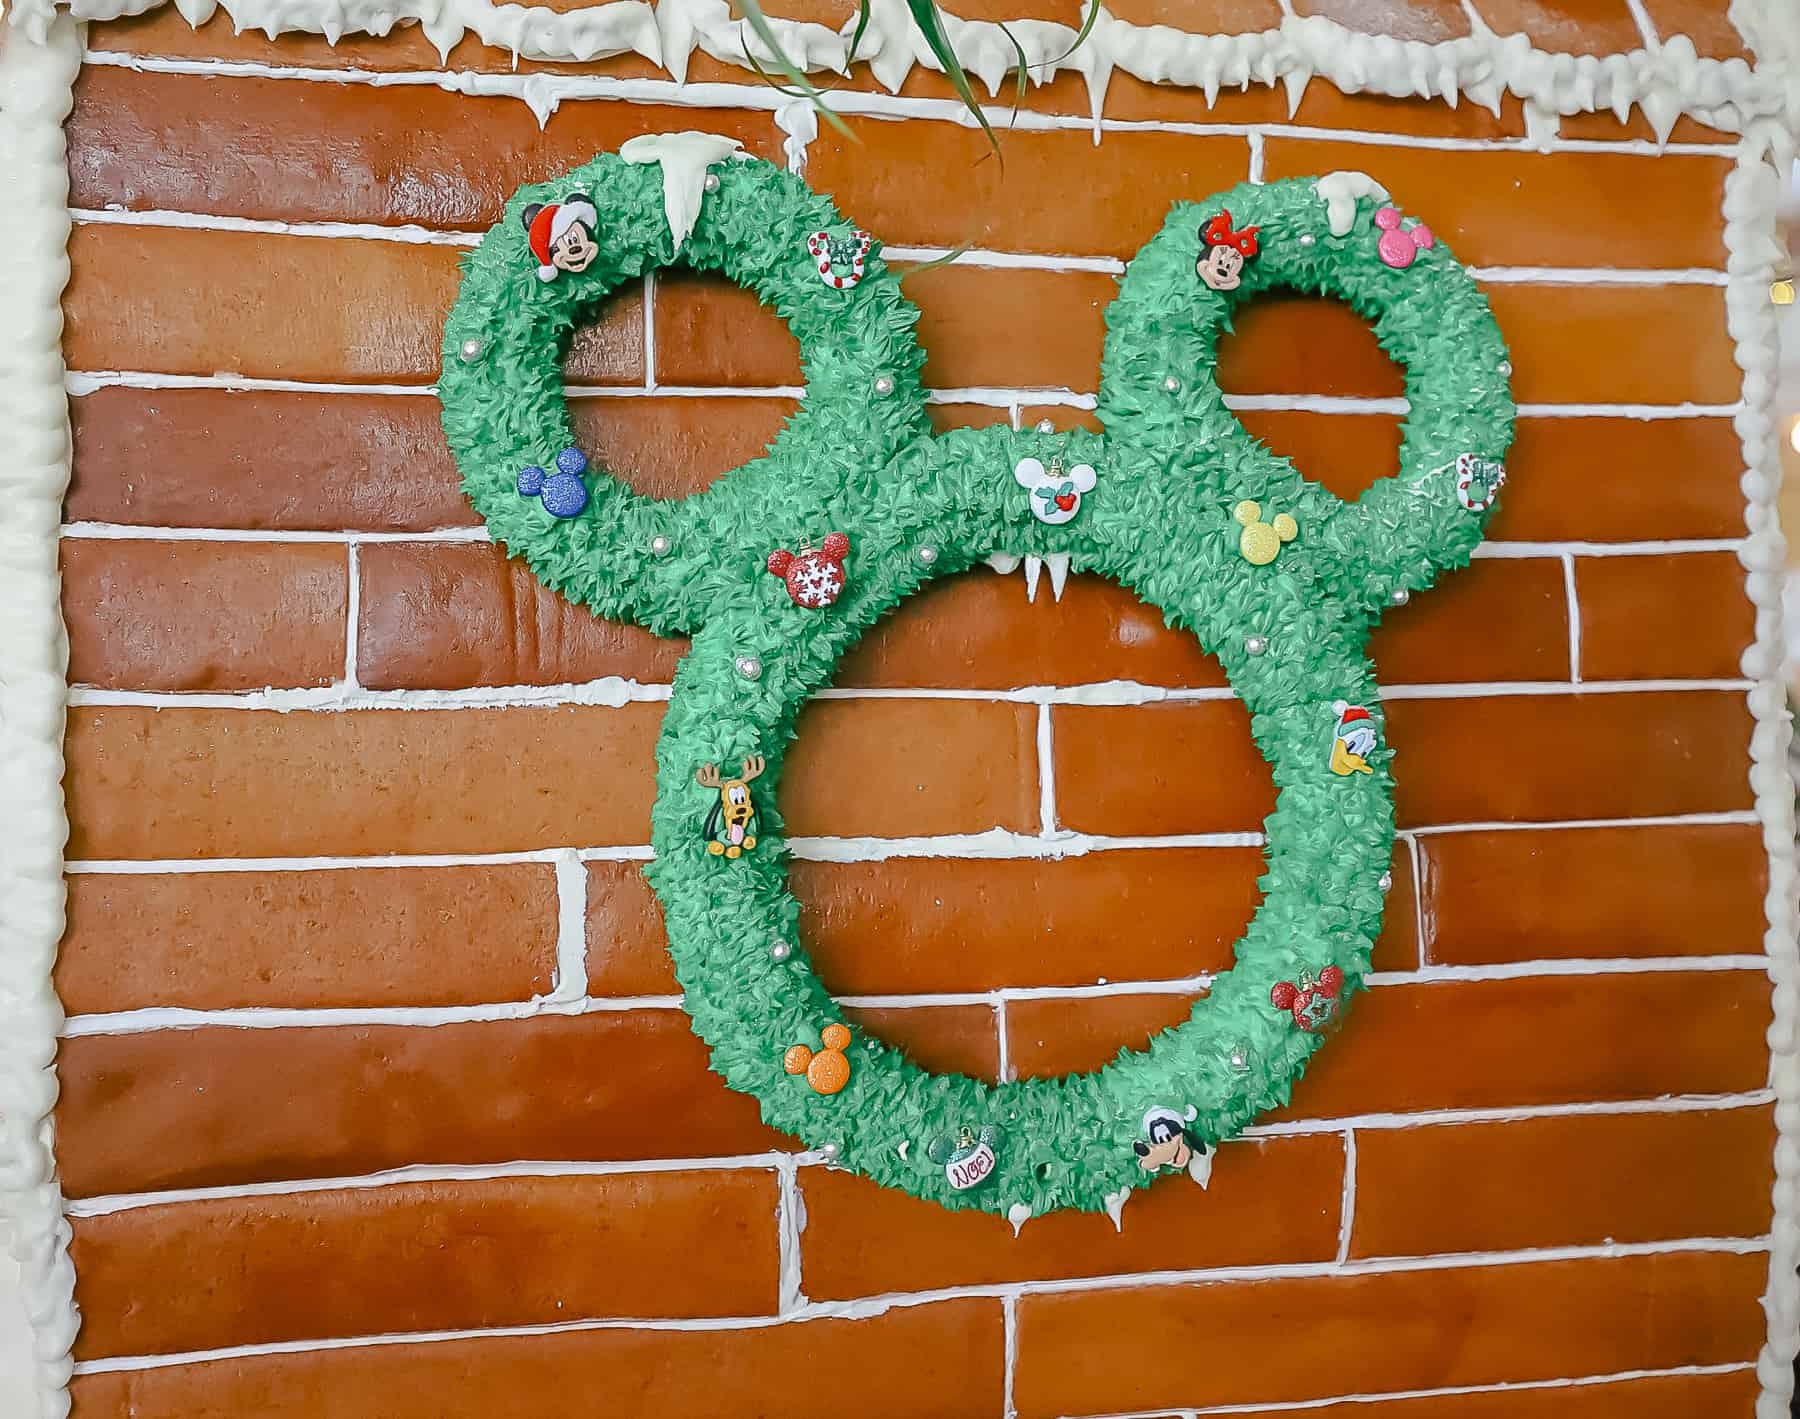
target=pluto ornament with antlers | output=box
[440,142,1513,1218]
[696,756,764,858]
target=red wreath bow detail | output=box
[1202,210,1260,257]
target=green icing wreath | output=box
[439,141,1514,1219]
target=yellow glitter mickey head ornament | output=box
[1233,500,1298,565]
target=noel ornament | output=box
[807,225,874,290]
[1271,966,1345,1032]
[696,755,765,857]
[1134,1106,1212,1187]
[1374,206,1434,270]
[927,1124,1002,1191]
[522,194,599,281]
[1329,700,1376,776]
[1014,453,1097,526]
[1196,209,1260,292]
[1454,453,1506,512]
[768,532,851,608]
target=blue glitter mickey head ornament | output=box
[517,446,590,518]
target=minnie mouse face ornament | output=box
[523,194,600,281]
[1196,209,1261,292]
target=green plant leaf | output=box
[895,244,970,282]
[1046,0,1100,68]
[846,0,874,66]
[734,0,857,145]
[904,0,1002,159]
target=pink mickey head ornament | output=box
[768,532,851,609]
[1374,206,1434,270]
[1270,965,1345,1032]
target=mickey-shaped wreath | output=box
[439,139,1513,1221]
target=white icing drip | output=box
[0,19,82,1419]
[1103,1187,1130,1230]
[773,98,817,176]
[1314,170,1390,237]
[1724,132,1800,1419]
[1007,1201,1032,1237]
[618,130,744,252]
[8,0,1798,140]
[1188,1146,1214,1190]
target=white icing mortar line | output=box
[1333,1130,1356,1265]
[1035,703,1057,835]
[1002,1291,1019,1419]
[0,19,83,1419]
[550,849,589,1002]
[341,542,360,689]
[1086,1363,1758,1419]
[1562,551,1583,683]
[1241,1091,1774,1138]
[65,1237,1772,1375]
[774,1153,806,1313]
[67,52,1749,158]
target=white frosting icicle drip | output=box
[0,17,82,1419]
[1725,132,1800,1419]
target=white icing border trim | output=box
[1727,123,1800,1419]
[4,0,1799,143]
[0,17,81,1419]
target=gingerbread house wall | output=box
[47,4,1777,1415]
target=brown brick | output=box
[65,705,662,859]
[570,394,798,498]
[839,572,1228,691]
[1470,0,1649,54]
[69,67,779,227]
[807,121,1248,258]
[780,698,1039,837]
[69,1297,1004,1419]
[1053,701,1275,835]
[925,401,1012,433]
[1576,552,1753,680]
[1013,1252,1762,1417]
[55,1011,779,1198]
[1008,991,1206,1077]
[71,1168,780,1359]
[356,542,686,690]
[1220,292,1401,399]
[1261,141,1727,269]
[1278,972,1770,1119]
[1386,691,1753,826]
[1291,0,1469,40]
[62,539,348,691]
[843,1003,1000,1081]
[67,388,473,532]
[800,1133,1342,1298]
[585,860,674,995]
[1103,0,1279,29]
[653,273,801,387]
[907,264,1117,391]
[1349,1106,1775,1259]
[1234,412,1749,544]
[57,864,559,1013]
[1371,557,1570,685]
[1487,284,1738,406]
[1419,823,1770,965]
[1219,1369,1760,1419]
[65,226,643,385]
[1639,0,1753,57]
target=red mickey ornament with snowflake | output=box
[767,533,851,609]
[1270,965,1345,1032]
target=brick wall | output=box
[54,5,1774,1416]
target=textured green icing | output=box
[439,154,1515,1217]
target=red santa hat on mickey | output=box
[522,194,599,282]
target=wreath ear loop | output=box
[441,150,1514,1220]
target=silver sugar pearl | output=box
[1298,233,1316,248]
[1497,359,1513,377]
[735,655,763,680]
[1378,871,1394,893]
[650,534,671,557]
[1244,635,1267,656]
[1035,419,1056,434]
[1390,588,1410,606]
[458,337,485,363]
[770,940,792,962]
[819,1142,840,1163]
[916,544,939,566]
[1163,375,1181,393]
[704,172,720,193]
[1226,1043,1253,1073]
[874,374,895,396]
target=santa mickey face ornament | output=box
[523,193,601,281]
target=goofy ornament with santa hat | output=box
[522,193,600,281]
